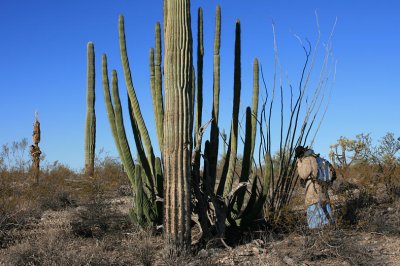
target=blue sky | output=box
[1,0,399,170]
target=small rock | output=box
[197,249,208,258]
[387,207,394,212]
[252,239,265,247]
[252,247,261,255]
[283,255,296,266]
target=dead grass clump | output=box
[1,229,146,265]
[2,229,75,266]
[301,228,373,265]
[161,249,195,266]
[130,227,158,266]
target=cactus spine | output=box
[163,0,193,250]
[85,42,96,178]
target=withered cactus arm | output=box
[31,112,41,183]
[85,42,96,178]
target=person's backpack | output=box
[304,149,336,184]
[315,156,335,183]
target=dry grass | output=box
[1,142,399,265]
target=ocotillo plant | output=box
[259,19,337,222]
[85,42,96,178]
[30,112,41,184]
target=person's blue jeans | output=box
[307,202,333,229]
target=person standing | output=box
[295,146,335,229]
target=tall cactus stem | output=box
[223,20,241,197]
[154,22,164,152]
[110,70,136,185]
[193,7,204,182]
[250,58,259,162]
[102,55,124,164]
[119,15,156,178]
[209,5,221,189]
[236,107,252,210]
[195,7,204,148]
[85,42,96,178]
[163,0,193,251]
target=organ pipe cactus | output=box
[251,59,259,161]
[150,22,164,152]
[208,5,221,189]
[98,1,265,245]
[102,55,161,226]
[85,42,96,178]
[119,15,156,180]
[193,7,204,182]
[219,20,241,198]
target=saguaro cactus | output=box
[163,0,193,251]
[85,42,96,178]
[30,112,41,184]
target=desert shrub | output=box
[34,163,77,211]
[331,132,400,200]
[94,149,128,196]
[70,179,131,238]
[335,188,375,226]
[0,138,30,172]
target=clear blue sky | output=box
[1,0,399,170]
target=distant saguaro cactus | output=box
[85,42,96,178]
[30,112,41,184]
